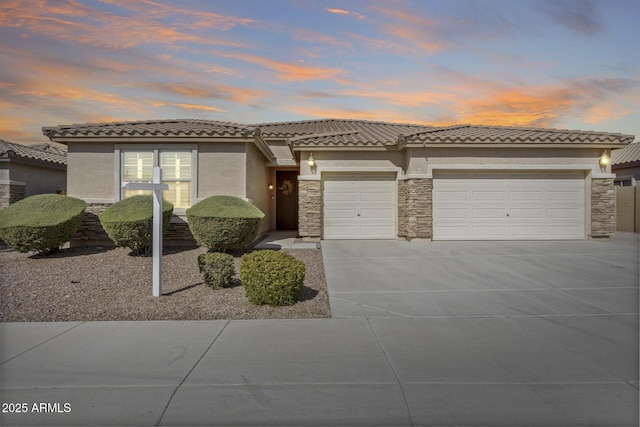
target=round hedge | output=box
[186,195,264,252]
[99,195,173,254]
[0,194,86,254]
[240,250,305,306]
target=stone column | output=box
[591,178,615,237]
[398,178,432,239]
[298,180,322,241]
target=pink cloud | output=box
[325,8,365,19]
[224,52,348,82]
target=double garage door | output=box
[433,171,585,240]
[322,171,586,240]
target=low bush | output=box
[0,194,86,254]
[241,250,305,306]
[198,252,235,289]
[99,195,173,255]
[186,195,264,252]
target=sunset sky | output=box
[1,0,638,144]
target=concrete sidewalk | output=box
[1,317,638,426]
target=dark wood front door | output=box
[276,171,299,230]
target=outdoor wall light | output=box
[268,183,274,190]
[599,151,610,171]
[307,153,316,167]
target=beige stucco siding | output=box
[197,142,246,199]
[67,142,115,200]
[4,163,66,196]
[413,147,604,176]
[299,150,405,176]
[245,142,271,234]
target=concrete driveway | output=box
[320,236,639,425]
[322,237,640,318]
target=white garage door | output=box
[323,173,396,239]
[433,171,585,240]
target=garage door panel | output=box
[511,225,543,237]
[472,226,507,237]
[509,208,543,219]
[434,171,585,240]
[547,191,579,201]
[510,191,543,201]
[472,208,506,219]
[547,208,582,219]
[435,191,469,202]
[473,191,506,201]
[435,208,468,219]
[324,208,357,219]
[361,208,395,219]
[324,192,357,203]
[360,192,393,202]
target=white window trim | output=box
[115,144,197,215]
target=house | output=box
[612,141,640,187]
[0,139,67,208]
[42,119,634,245]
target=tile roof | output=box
[42,118,635,149]
[42,119,255,139]
[252,118,428,141]
[612,141,640,166]
[403,124,635,145]
[0,139,67,165]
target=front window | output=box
[120,149,193,209]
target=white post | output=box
[152,167,163,297]
[122,167,168,297]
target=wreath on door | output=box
[278,179,294,195]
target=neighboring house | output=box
[0,139,67,208]
[42,119,634,245]
[612,141,640,187]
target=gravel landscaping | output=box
[0,245,331,322]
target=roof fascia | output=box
[47,136,250,144]
[251,132,276,161]
[613,160,640,169]
[0,155,66,169]
[405,143,630,149]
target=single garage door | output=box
[433,171,585,240]
[323,173,396,239]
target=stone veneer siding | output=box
[398,178,432,239]
[591,178,616,237]
[298,180,322,241]
[0,183,26,208]
[71,203,195,247]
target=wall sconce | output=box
[268,183,274,190]
[307,153,315,167]
[599,151,610,171]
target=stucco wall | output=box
[245,142,271,234]
[413,147,603,175]
[67,142,115,200]
[613,164,640,182]
[197,142,246,199]
[5,162,66,196]
[299,150,404,177]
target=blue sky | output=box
[1,0,638,143]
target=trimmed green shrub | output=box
[0,194,86,254]
[99,195,173,255]
[186,195,265,252]
[198,252,235,289]
[241,250,305,306]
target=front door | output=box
[276,171,299,230]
